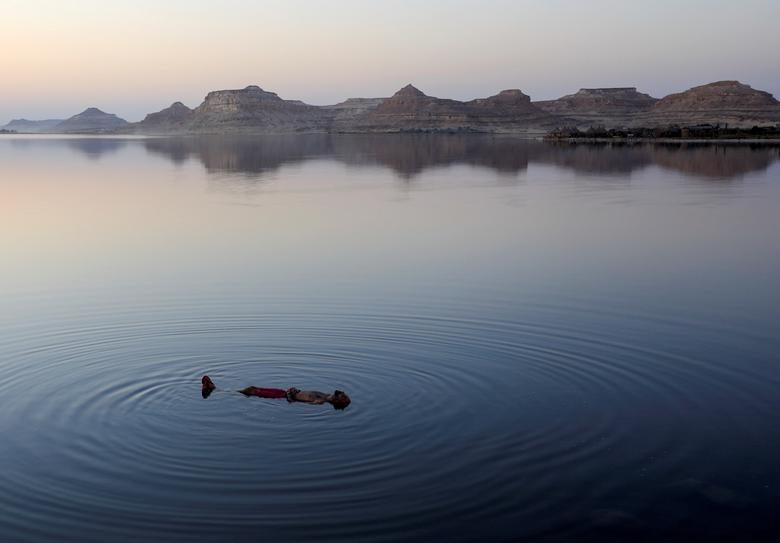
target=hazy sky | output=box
[2,0,778,122]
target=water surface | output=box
[1,135,779,542]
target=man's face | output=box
[331,390,351,409]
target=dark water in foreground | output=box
[1,135,779,542]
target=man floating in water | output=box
[201,375,351,409]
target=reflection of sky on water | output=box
[2,135,778,320]
[1,135,779,542]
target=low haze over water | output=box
[1,135,779,542]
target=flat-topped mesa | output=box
[579,87,657,105]
[579,87,642,93]
[188,84,330,133]
[466,89,552,123]
[55,107,128,133]
[472,89,533,107]
[202,85,284,107]
[498,89,531,99]
[200,85,301,110]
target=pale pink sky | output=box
[1,0,778,122]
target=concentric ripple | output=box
[1,287,778,543]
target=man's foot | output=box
[202,375,216,399]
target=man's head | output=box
[329,390,351,410]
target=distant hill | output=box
[10,80,778,135]
[644,81,780,127]
[535,88,658,126]
[133,102,194,133]
[1,118,64,133]
[655,80,778,111]
[55,108,128,133]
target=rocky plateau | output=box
[5,80,779,135]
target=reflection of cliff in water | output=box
[143,135,534,178]
[9,137,128,159]
[534,142,654,176]
[144,135,332,174]
[333,135,533,178]
[648,143,780,180]
[140,135,780,181]
[6,135,778,180]
[537,141,780,180]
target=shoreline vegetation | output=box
[545,124,780,141]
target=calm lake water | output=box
[1,135,779,542]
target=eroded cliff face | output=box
[322,98,387,121]
[358,85,463,121]
[469,89,549,120]
[535,88,658,126]
[350,85,557,133]
[129,87,386,134]
[654,81,778,111]
[124,80,780,135]
[131,102,194,133]
[536,82,780,129]
[198,86,298,112]
[644,81,780,127]
[131,84,557,134]
[185,85,330,132]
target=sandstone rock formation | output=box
[655,81,777,111]
[535,87,658,126]
[322,98,386,121]
[134,102,193,132]
[468,89,556,125]
[12,80,779,135]
[125,87,387,134]
[645,80,780,127]
[350,85,556,133]
[129,84,559,134]
[55,108,128,133]
[185,85,329,133]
